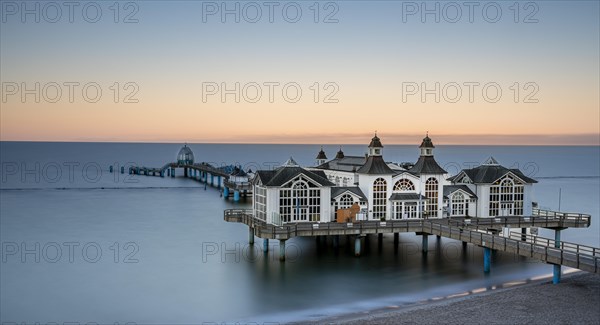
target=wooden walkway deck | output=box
[223,209,599,274]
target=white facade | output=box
[252,136,536,225]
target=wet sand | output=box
[315,272,600,324]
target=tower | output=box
[420,132,434,156]
[368,132,383,156]
[316,147,327,166]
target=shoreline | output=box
[313,271,600,324]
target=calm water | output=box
[1,142,599,323]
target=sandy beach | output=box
[315,272,600,324]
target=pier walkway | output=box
[118,162,251,201]
[224,208,599,278]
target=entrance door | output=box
[500,203,513,216]
[295,207,308,221]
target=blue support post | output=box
[234,190,240,202]
[223,187,230,198]
[279,240,286,262]
[484,247,491,273]
[354,236,361,257]
[217,176,221,188]
[120,166,124,174]
[553,229,562,284]
[248,227,254,245]
[263,239,269,253]
[211,174,214,186]
[422,235,429,253]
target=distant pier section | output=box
[109,144,252,202]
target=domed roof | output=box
[335,147,345,159]
[419,133,435,148]
[316,146,327,160]
[368,133,383,148]
[177,144,194,165]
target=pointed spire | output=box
[316,146,327,160]
[483,157,500,165]
[283,157,299,167]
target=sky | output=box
[1,0,599,145]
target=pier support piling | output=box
[217,176,221,188]
[121,166,124,174]
[354,236,362,257]
[248,227,254,245]
[422,235,429,254]
[462,241,467,250]
[263,239,269,253]
[109,166,113,173]
[234,190,240,202]
[279,240,286,262]
[553,229,563,284]
[223,187,230,198]
[211,175,214,186]
[333,235,339,249]
[394,233,399,245]
[484,247,491,273]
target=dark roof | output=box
[443,185,477,198]
[389,193,426,201]
[331,187,367,201]
[317,155,366,172]
[255,166,334,187]
[335,148,345,159]
[316,147,327,160]
[357,155,395,174]
[369,134,383,148]
[230,167,248,177]
[419,134,435,148]
[409,156,447,175]
[449,165,537,184]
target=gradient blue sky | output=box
[1,1,599,144]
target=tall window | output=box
[254,185,267,220]
[279,177,321,222]
[489,175,524,216]
[425,177,438,217]
[372,178,387,219]
[451,192,465,216]
[394,179,415,191]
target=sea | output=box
[1,142,599,324]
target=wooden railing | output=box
[509,232,600,258]
[533,208,591,227]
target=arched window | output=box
[339,194,354,210]
[372,178,387,219]
[451,192,465,216]
[279,177,321,222]
[394,179,415,192]
[489,175,524,216]
[425,177,438,217]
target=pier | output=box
[224,208,599,280]
[109,144,252,201]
